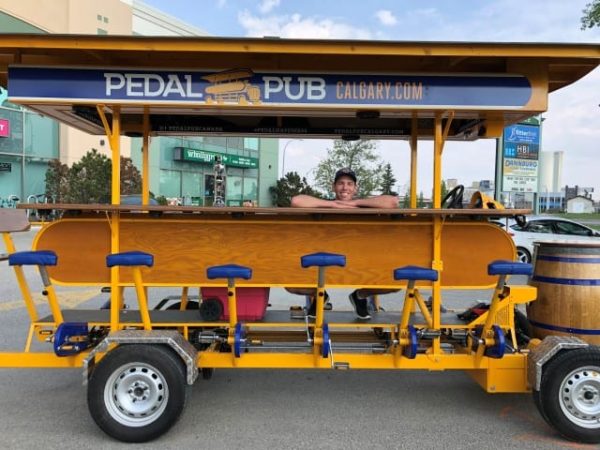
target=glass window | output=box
[97,28,107,35]
[244,138,259,150]
[0,154,21,200]
[103,16,109,23]
[226,175,243,203]
[243,176,258,201]
[97,14,102,20]
[23,112,58,158]
[159,169,181,198]
[0,107,23,154]
[227,137,243,150]
[525,221,553,234]
[554,221,592,236]
[181,171,203,205]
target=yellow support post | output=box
[132,267,152,330]
[142,106,150,206]
[43,281,64,325]
[3,233,38,322]
[180,286,189,310]
[410,114,418,208]
[97,104,122,331]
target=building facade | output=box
[0,0,278,206]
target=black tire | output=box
[514,308,532,346]
[533,389,551,426]
[537,347,600,443]
[516,247,531,264]
[87,344,189,443]
[166,300,199,310]
[199,297,223,321]
[201,367,214,380]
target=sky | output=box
[142,0,600,198]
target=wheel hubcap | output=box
[517,249,529,263]
[559,366,600,428]
[104,362,169,427]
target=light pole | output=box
[280,139,303,178]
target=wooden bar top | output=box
[19,203,530,217]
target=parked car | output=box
[502,216,600,263]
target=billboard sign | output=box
[502,123,540,193]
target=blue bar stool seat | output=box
[488,260,533,277]
[206,264,252,281]
[106,251,154,330]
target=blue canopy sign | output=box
[8,67,532,109]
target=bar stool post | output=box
[38,265,64,325]
[227,277,238,328]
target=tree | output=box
[45,159,70,202]
[269,171,320,207]
[67,149,111,203]
[581,0,600,29]
[120,156,142,195]
[380,163,397,195]
[313,140,385,197]
[401,195,410,208]
[417,191,425,208]
[45,149,142,203]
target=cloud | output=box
[258,0,280,14]
[238,1,600,198]
[216,0,226,8]
[374,10,397,26]
[238,11,372,39]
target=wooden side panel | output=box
[35,217,515,288]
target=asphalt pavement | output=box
[0,227,584,449]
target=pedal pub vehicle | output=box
[1,35,599,443]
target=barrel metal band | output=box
[529,319,600,335]
[532,275,600,286]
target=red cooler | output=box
[200,287,269,321]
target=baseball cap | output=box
[334,167,357,183]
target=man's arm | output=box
[291,194,339,208]
[344,195,398,209]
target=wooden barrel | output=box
[528,242,600,344]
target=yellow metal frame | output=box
[4,34,598,395]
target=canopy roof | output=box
[0,34,598,139]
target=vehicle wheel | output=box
[516,247,531,264]
[166,300,199,310]
[533,389,551,426]
[199,297,223,321]
[537,347,600,443]
[514,308,532,345]
[201,367,214,380]
[87,344,189,443]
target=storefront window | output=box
[159,169,181,198]
[23,112,58,158]
[226,175,243,205]
[243,177,258,202]
[0,154,21,200]
[181,170,203,205]
[244,137,259,150]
